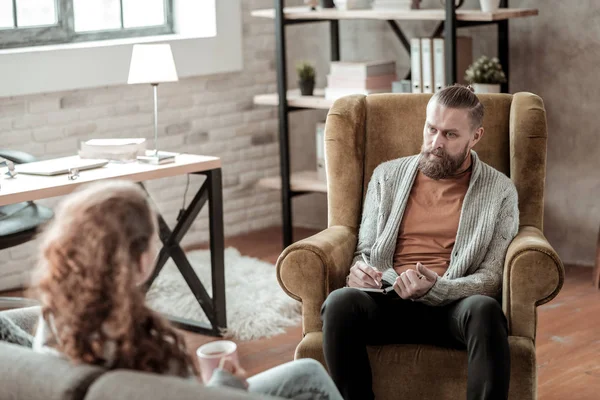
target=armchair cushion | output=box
[295,333,536,400]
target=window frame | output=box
[0,0,241,99]
[0,0,174,50]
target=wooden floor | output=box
[2,226,599,398]
[536,264,600,399]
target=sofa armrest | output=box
[276,225,357,334]
[0,306,41,334]
[502,226,564,340]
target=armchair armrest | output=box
[502,226,564,340]
[0,149,37,164]
[276,225,357,334]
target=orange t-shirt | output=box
[393,167,472,277]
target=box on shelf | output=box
[326,60,396,101]
[335,0,373,10]
[316,122,326,182]
[372,0,413,11]
[392,80,412,93]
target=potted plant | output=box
[304,0,318,10]
[296,61,316,96]
[464,55,507,93]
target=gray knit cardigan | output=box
[353,151,519,306]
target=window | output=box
[0,0,173,49]
[0,0,239,98]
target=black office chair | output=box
[0,150,53,309]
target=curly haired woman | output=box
[9,180,341,400]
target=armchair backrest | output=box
[324,92,548,232]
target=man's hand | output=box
[218,357,249,389]
[347,261,383,288]
[394,263,438,300]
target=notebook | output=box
[16,156,109,176]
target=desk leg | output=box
[207,169,226,329]
[140,168,226,335]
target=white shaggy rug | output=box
[146,247,301,341]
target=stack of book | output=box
[324,60,397,101]
[79,138,147,162]
[372,0,413,10]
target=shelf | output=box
[251,6,538,22]
[257,171,327,193]
[253,89,334,110]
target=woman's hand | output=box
[218,357,249,389]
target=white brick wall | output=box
[0,0,448,290]
[0,0,284,289]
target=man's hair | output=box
[430,84,484,130]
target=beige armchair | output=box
[276,93,564,399]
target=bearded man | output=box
[320,84,519,400]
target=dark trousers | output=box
[321,288,510,400]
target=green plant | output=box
[296,61,316,82]
[464,56,507,84]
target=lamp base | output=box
[137,150,177,165]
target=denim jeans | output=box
[248,358,343,400]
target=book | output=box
[421,38,434,93]
[329,60,396,80]
[326,73,397,90]
[356,286,395,294]
[410,38,422,93]
[433,38,446,92]
[316,122,326,182]
[431,36,473,91]
[137,150,177,165]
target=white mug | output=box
[196,340,239,383]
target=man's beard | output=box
[418,144,469,180]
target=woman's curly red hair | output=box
[33,180,198,377]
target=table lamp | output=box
[127,43,179,164]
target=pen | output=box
[361,253,370,266]
[361,253,382,288]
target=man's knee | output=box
[463,295,507,329]
[320,287,368,326]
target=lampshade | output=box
[127,44,178,85]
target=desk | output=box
[0,154,226,336]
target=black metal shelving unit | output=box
[253,0,533,248]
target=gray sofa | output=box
[0,308,276,400]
